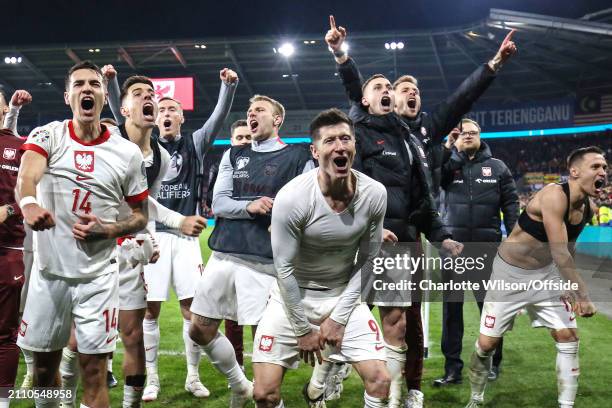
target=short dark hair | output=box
[65,60,103,89]
[120,75,154,103]
[231,119,248,135]
[309,108,354,142]
[158,96,182,107]
[361,74,388,93]
[567,146,605,168]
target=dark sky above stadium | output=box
[4,0,611,45]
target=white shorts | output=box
[17,258,119,354]
[479,255,577,337]
[117,247,147,311]
[190,252,275,326]
[143,232,203,301]
[252,283,386,369]
[19,249,34,313]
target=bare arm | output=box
[73,199,148,241]
[541,187,594,315]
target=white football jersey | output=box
[23,120,148,278]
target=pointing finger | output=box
[330,15,336,30]
[503,29,516,45]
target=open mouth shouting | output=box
[80,96,95,115]
[142,102,155,121]
[594,178,606,194]
[333,155,350,174]
[381,96,392,108]
[407,98,417,109]
[249,119,259,134]
[162,118,172,130]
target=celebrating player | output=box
[105,67,231,400]
[16,61,149,408]
[252,108,390,408]
[0,88,29,408]
[464,146,607,408]
[188,94,313,407]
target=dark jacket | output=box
[440,142,519,242]
[338,57,497,197]
[353,110,451,243]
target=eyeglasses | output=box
[460,131,479,137]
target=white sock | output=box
[307,360,334,399]
[0,397,10,408]
[200,332,248,390]
[143,318,160,375]
[364,391,387,408]
[59,348,79,404]
[183,319,201,377]
[468,341,494,402]
[107,357,113,372]
[556,341,579,407]
[385,344,407,404]
[123,385,143,408]
[22,348,34,375]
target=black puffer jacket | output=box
[354,112,451,243]
[339,57,497,197]
[440,142,519,242]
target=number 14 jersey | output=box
[22,120,148,278]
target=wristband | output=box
[19,196,38,210]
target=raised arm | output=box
[428,30,518,143]
[541,187,595,317]
[3,90,32,135]
[101,65,123,125]
[192,69,238,159]
[325,15,367,122]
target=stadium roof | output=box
[1,5,612,132]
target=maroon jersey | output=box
[0,129,25,248]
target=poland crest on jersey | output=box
[3,147,16,160]
[74,151,95,172]
[482,167,492,177]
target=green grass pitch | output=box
[11,229,612,407]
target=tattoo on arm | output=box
[105,199,149,239]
